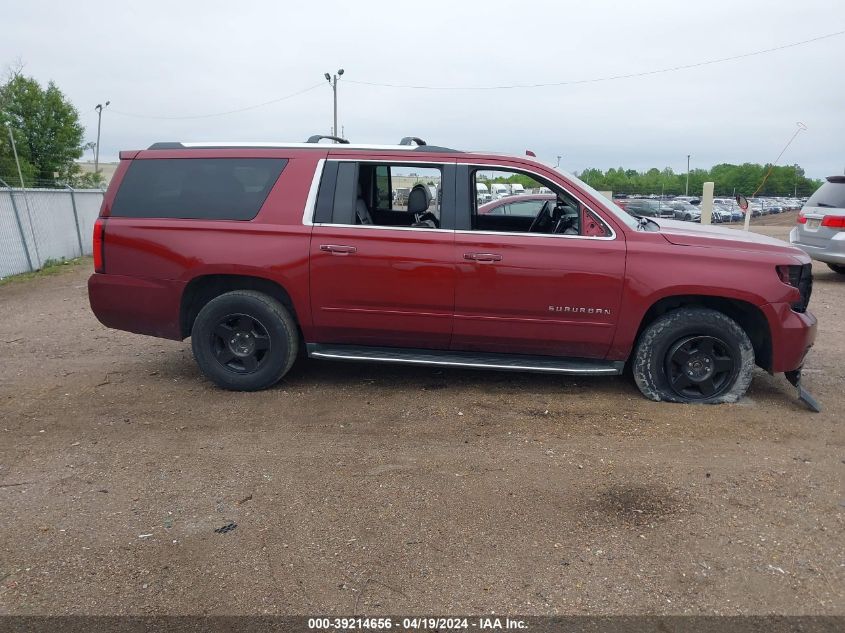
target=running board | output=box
[306,344,623,376]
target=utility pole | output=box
[94,101,110,173]
[5,121,40,266]
[555,155,562,168]
[685,154,691,196]
[324,69,344,140]
[6,122,26,188]
[793,163,799,197]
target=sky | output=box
[2,0,843,178]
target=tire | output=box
[827,263,845,275]
[191,290,299,391]
[684,214,692,221]
[633,308,754,404]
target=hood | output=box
[656,219,807,257]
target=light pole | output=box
[94,101,110,174]
[793,163,799,197]
[685,154,691,196]
[554,155,562,168]
[324,69,344,140]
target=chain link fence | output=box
[0,183,105,279]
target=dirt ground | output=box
[0,218,842,616]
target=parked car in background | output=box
[790,175,845,274]
[665,200,701,222]
[674,195,701,205]
[490,183,510,199]
[617,198,676,218]
[478,194,555,216]
[510,183,526,195]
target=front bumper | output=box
[759,302,817,373]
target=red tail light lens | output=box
[93,218,105,273]
[821,215,845,228]
[796,211,807,224]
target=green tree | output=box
[579,163,822,197]
[0,70,84,186]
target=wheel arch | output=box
[634,295,773,372]
[180,274,301,340]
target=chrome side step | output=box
[306,343,623,376]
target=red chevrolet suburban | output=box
[88,136,818,407]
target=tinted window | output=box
[111,158,287,220]
[806,180,845,209]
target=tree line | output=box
[576,164,822,197]
[0,65,101,188]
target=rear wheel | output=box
[827,263,845,274]
[633,308,754,404]
[191,290,298,391]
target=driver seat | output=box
[408,184,435,228]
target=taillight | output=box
[93,218,105,273]
[796,210,807,224]
[821,215,845,228]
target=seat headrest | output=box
[408,184,432,214]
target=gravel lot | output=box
[0,219,842,615]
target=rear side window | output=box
[111,158,287,220]
[805,179,845,209]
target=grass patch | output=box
[0,256,91,287]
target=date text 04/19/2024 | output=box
[307,617,528,630]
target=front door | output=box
[308,159,457,349]
[451,165,626,358]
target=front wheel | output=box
[827,263,845,275]
[191,290,299,391]
[633,308,754,404]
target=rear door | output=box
[451,163,626,358]
[308,158,457,348]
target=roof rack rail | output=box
[306,134,350,144]
[399,137,426,146]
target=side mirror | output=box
[736,195,749,210]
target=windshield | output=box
[554,168,640,230]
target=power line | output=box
[108,82,326,120]
[346,29,845,90]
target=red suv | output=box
[88,136,817,406]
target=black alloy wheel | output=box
[210,313,271,374]
[665,335,737,400]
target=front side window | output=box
[472,168,610,237]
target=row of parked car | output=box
[614,195,806,223]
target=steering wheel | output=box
[528,201,552,233]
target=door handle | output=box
[464,252,502,262]
[320,244,357,255]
